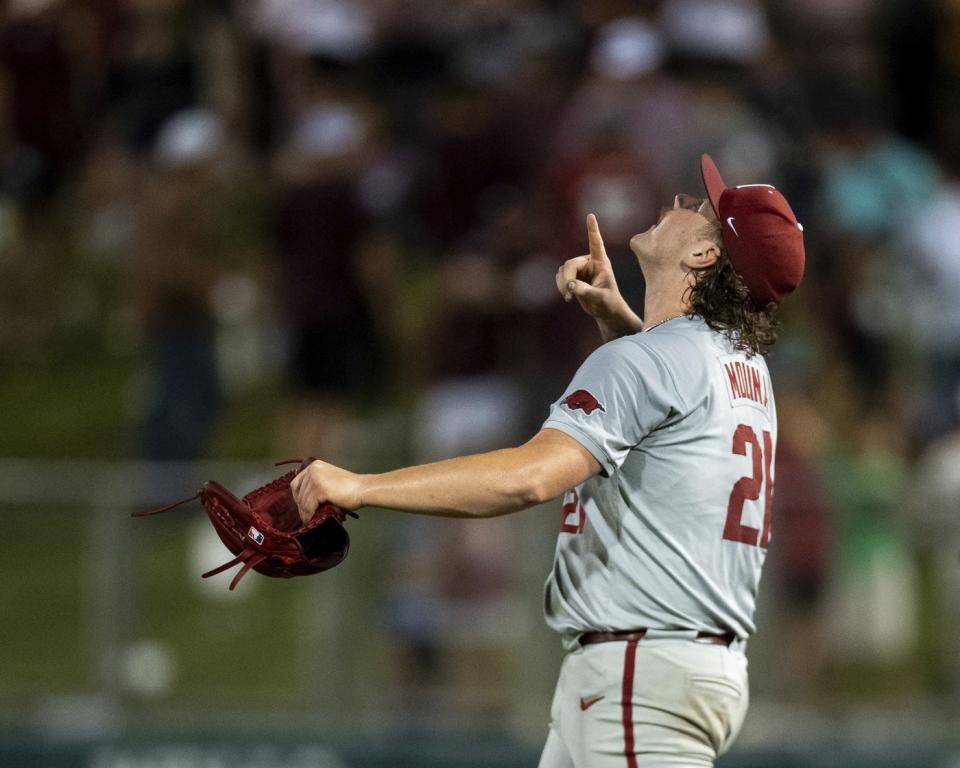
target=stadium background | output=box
[2,0,960,766]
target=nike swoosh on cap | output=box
[579,695,605,711]
[726,216,739,237]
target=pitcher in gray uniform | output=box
[290,154,805,767]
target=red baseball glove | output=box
[133,460,357,590]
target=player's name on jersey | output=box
[718,355,771,413]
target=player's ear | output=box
[682,239,719,270]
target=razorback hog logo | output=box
[562,389,605,415]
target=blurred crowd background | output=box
[3,0,960,764]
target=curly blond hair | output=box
[686,218,779,356]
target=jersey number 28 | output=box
[724,424,773,549]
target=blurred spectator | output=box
[137,107,228,460]
[660,0,770,66]
[817,116,938,241]
[550,16,678,208]
[656,0,780,195]
[270,94,384,459]
[761,344,833,703]
[0,0,82,205]
[420,78,537,246]
[880,0,939,144]
[814,234,900,402]
[393,194,534,717]
[897,176,960,441]
[77,127,139,267]
[414,182,555,459]
[907,427,960,694]
[770,0,879,78]
[103,0,201,156]
[809,83,939,402]
[821,404,918,670]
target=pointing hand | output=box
[555,214,641,341]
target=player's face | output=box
[630,194,716,265]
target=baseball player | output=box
[291,154,805,766]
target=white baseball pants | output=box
[537,638,749,768]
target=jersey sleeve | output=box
[542,338,684,476]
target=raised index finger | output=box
[586,213,608,263]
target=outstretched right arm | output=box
[290,429,601,522]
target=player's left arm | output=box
[291,428,600,523]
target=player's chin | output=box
[629,230,651,257]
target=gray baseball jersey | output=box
[541,315,776,647]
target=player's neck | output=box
[641,274,690,330]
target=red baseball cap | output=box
[700,153,805,307]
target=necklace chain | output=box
[642,314,685,333]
